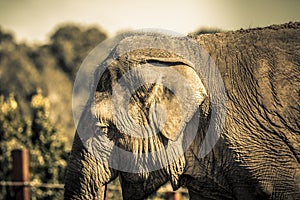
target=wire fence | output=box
[0,181,64,189]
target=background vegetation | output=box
[0,91,68,199]
[0,24,108,199]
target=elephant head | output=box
[64,32,217,199]
[65,24,300,200]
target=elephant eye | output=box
[97,69,112,92]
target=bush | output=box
[0,90,68,199]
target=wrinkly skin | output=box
[64,22,300,200]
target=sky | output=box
[0,0,299,43]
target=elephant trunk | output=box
[64,132,117,199]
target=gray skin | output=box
[64,22,300,200]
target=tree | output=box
[50,24,107,79]
[0,24,108,144]
[0,23,111,199]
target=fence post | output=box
[165,191,181,200]
[12,149,30,200]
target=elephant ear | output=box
[115,49,208,141]
[155,64,207,141]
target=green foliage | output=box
[50,24,107,79]
[0,23,110,198]
[0,95,30,198]
[0,91,68,199]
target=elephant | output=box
[64,22,300,200]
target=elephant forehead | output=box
[109,64,204,109]
[117,48,195,68]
